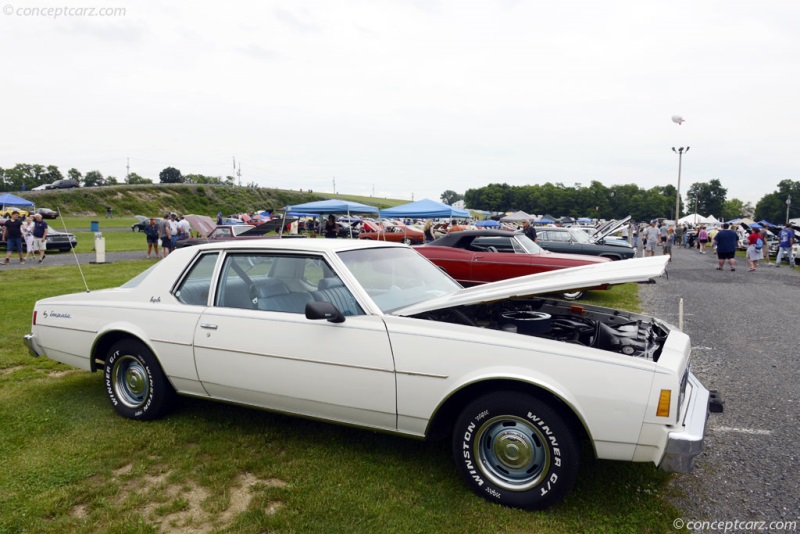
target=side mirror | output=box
[305,301,345,323]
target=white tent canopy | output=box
[678,213,712,225]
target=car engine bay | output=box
[413,298,670,361]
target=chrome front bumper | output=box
[23,333,45,358]
[659,372,710,473]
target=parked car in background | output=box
[131,215,163,232]
[359,220,424,244]
[416,230,610,299]
[24,240,711,510]
[34,207,60,219]
[174,224,274,249]
[537,221,636,260]
[1,207,30,218]
[0,221,77,252]
[31,184,49,191]
[46,179,80,189]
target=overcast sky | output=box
[2,0,798,208]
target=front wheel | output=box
[104,339,175,421]
[402,237,413,245]
[561,290,584,300]
[452,392,579,510]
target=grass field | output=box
[0,263,683,533]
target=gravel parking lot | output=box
[641,248,800,526]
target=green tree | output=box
[159,167,183,184]
[686,179,727,218]
[106,176,119,185]
[126,172,152,184]
[440,190,463,205]
[84,170,105,187]
[755,179,800,223]
[721,198,745,221]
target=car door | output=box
[470,236,533,283]
[192,251,398,431]
[539,230,570,254]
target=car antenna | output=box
[56,205,90,292]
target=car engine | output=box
[414,298,670,361]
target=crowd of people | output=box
[141,213,192,259]
[633,219,796,272]
[1,210,49,266]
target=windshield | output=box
[514,234,545,254]
[569,229,592,243]
[338,247,461,313]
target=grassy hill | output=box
[17,184,411,217]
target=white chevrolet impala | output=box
[24,239,709,510]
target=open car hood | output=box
[591,215,631,243]
[392,255,668,316]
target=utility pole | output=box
[787,194,792,224]
[237,162,242,187]
[672,147,690,224]
[126,157,130,183]
[332,177,336,194]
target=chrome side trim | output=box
[193,345,394,374]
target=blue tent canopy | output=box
[759,220,777,227]
[475,219,500,227]
[0,193,34,208]
[282,199,379,215]
[577,217,592,223]
[536,217,554,224]
[380,198,469,219]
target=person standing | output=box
[423,219,435,243]
[697,226,709,254]
[713,223,738,271]
[177,214,192,241]
[760,228,771,265]
[745,229,763,271]
[143,218,159,259]
[31,213,48,263]
[632,224,639,248]
[644,220,660,257]
[22,216,35,261]
[324,215,338,238]
[105,206,113,219]
[168,213,180,250]
[2,210,25,264]
[774,223,795,267]
[663,227,675,261]
[522,219,538,243]
[157,213,172,257]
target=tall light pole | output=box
[672,146,689,224]
[787,194,792,224]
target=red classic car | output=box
[415,230,610,299]
[359,220,424,245]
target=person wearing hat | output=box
[643,220,660,257]
[2,210,25,264]
[143,217,159,259]
[168,213,180,250]
[775,223,796,267]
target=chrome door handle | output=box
[200,323,218,330]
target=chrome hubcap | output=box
[475,415,549,491]
[113,356,149,408]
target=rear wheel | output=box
[452,392,579,510]
[561,290,584,300]
[104,340,175,421]
[402,237,413,245]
